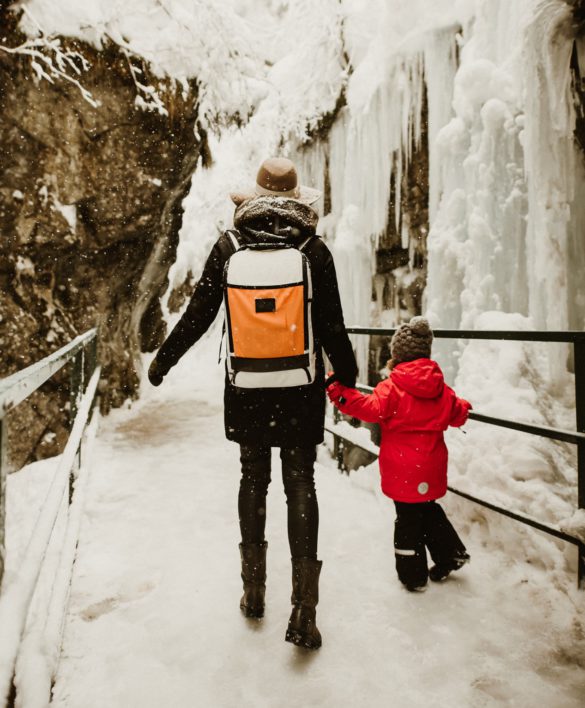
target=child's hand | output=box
[327,380,345,405]
[324,370,337,387]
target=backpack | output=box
[222,230,316,389]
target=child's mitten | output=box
[326,380,345,405]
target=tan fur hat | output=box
[390,317,433,364]
[230,157,321,206]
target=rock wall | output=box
[0,11,208,468]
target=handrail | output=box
[333,326,585,588]
[0,328,99,707]
[0,328,97,414]
[467,411,585,445]
[355,384,585,445]
[0,367,101,706]
[346,326,585,342]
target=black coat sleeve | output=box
[154,238,227,376]
[314,245,358,387]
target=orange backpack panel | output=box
[227,285,305,359]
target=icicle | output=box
[424,26,459,222]
[332,205,373,379]
[395,147,403,234]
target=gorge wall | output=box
[0,7,207,468]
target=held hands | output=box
[325,371,346,406]
[148,359,165,387]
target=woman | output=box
[149,157,357,649]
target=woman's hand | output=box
[148,359,165,387]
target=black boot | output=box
[239,542,267,618]
[429,550,470,582]
[285,557,323,650]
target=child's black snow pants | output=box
[393,500,466,588]
[238,445,318,559]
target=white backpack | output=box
[223,231,316,388]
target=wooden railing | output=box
[0,329,100,707]
[327,327,585,588]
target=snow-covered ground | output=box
[22,335,579,708]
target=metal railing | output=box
[0,329,100,707]
[326,327,585,588]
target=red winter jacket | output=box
[327,358,471,503]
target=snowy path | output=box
[51,387,585,708]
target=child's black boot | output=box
[429,550,470,582]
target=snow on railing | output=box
[329,326,585,589]
[0,328,96,415]
[0,330,100,707]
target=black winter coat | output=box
[153,200,358,447]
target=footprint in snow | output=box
[79,582,155,621]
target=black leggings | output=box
[238,445,318,559]
[393,500,467,586]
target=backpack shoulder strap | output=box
[298,236,312,252]
[218,231,240,364]
[225,229,241,253]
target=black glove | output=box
[148,359,165,387]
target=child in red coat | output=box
[327,317,472,591]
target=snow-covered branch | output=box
[0,28,98,107]
[122,49,169,117]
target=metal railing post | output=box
[69,349,85,504]
[0,418,6,587]
[69,349,84,424]
[332,406,344,471]
[574,340,585,588]
[332,406,338,462]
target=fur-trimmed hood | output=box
[233,195,319,245]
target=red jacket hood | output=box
[390,358,445,399]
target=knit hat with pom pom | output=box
[390,317,433,364]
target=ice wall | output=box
[426,0,582,345]
[422,0,582,563]
[292,0,583,386]
[523,1,581,333]
[293,21,459,377]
